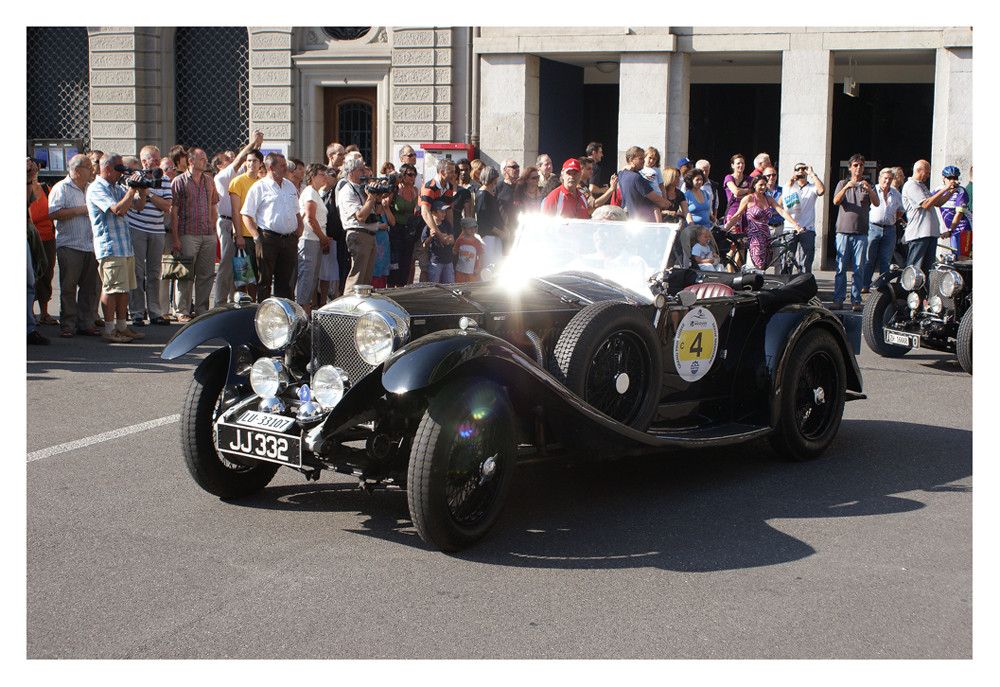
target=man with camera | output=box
[86,153,149,343]
[170,148,219,320]
[124,145,172,326]
[339,155,389,294]
[781,162,825,274]
[240,152,303,301]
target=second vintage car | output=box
[862,254,972,374]
[163,215,865,551]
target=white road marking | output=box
[27,414,181,463]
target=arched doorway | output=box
[324,87,377,166]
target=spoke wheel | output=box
[181,348,278,498]
[408,378,516,551]
[770,329,847,461]
[551,301,661,430]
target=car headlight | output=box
[255,298,307,351]
[900,265,925,292]
[312,365,349,408]
[927,295,943,314]
[940,270,964,297]
[250,358,289,397]
[907,292,921,311]
[355,311,406,365]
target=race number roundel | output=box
[673,306,719,382]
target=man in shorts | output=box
[86,152,148,343]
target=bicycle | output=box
[717,228,800,275]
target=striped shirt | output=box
[418,177,455,210]
[87,176,134,259]
[48,175,93,253]
[171,170,219,235]
[126,185,172,234]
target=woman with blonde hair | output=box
[660,167,688,225]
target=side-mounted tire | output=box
[407,378,517,551]
[862,286,910,358]
[769,328,847,461]
[550,300,662,430]
[956,305,972,375]
[181,348,279,498]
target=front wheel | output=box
[956,305,972,374]
[769,329,847,461]
[407,378,517,551]
[181,348,279,498]
[862,287,910,358]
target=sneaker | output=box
[122,327,146,340]
[830,301,843,310]
[27,330,51,345]
[131,316,146,327]
[102,331,132,343]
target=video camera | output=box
[115,164,164,189]
[360,173,398,196]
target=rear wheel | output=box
[407,378,516,551]
[769,329,847,461]
[862,287,910,358]
[956,305,972,374]
[181,348,279,498]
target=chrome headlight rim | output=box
[939,269,964,298]
[250,357,290,398]
[255,297,308,352]
[900,265,925,292]
[927,295,944,314]
[906,292,921,311]
[355,310,408,366]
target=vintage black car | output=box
[862,255,972,374]
[163,217,865,551]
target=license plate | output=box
[885,329,920,348]
[235,410,296,433]
[216,422,301,467]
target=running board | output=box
[645,422,771,447]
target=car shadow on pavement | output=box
[229,418,970,570]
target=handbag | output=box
[232,248,256,287]
[161,251,194,281]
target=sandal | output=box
[60,328,74,338]
[39,314,59,325]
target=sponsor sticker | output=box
[673,306,719,382]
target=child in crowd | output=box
[453,218,485,282]
[420,199,458,283]
[691,226,723,271]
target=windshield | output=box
[495,214,678,301]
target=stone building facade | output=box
[29,25,972,267]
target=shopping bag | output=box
[161,251,194,281]
[232,248,256,287]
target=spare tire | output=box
[550,301,661,430]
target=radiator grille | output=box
[928,270,955,313]
[311,312,375,386]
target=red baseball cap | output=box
[562,158,582,173]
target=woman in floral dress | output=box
[724,175,803,270]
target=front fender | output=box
[381,328,536,394]
[873,266,905,298]
[161,303,262,360]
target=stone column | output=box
[779,38,834,267]
[617,53,670,170]
[666,51,691,170]
[392,28,454,147]
[478,54,539,169]
[88,27,139,156]
[931,46,973,177]
[249,28,293,152]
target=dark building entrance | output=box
[826,82,934,266]
[688,82,782,194]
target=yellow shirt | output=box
[229,173,260,237]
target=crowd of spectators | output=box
[27,133,972,345]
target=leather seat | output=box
[683,282,735,299]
